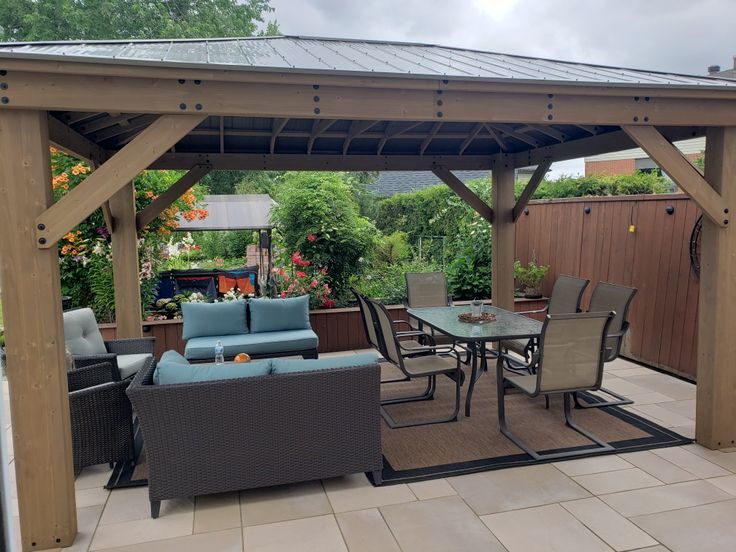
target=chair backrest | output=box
[535,311,614,394]
[62,307,107,356]
[352,289,381,351]
[405,272,449,308]
[365,297,409,377]
[547,274,589,315]
[588,282,638,361]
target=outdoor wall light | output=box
[665,205,675,215]
[583,206,591,214]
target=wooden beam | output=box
[35,114,205,247]
[270,118,288,154]
[696,126,736,449]
[307,119,336,154]
[151,153,496,171]
[343,120,379,154]
[47,114,106,165]
[484,124,509,152]
[431,167,493,224]
[0,110,77,550]
[109,182,143,338]
[512,158,553,222]
[136,165,211,231]
[219,116,225,153]
[492,157,516,311]
[623,125,728,227]
[458,123,484,155]
[376,121,422,154]
[524,124,567,143]
[493,123,543,148]
[420,121,442,154]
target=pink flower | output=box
[311,279,318,288]
[307,234,317,242]
[296,271,307,279]
[280,292,286,299]
[291,251,302,264]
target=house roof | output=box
[176,194,274,231]
[368,170,489,197]
[2,36,736,90]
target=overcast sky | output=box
[268,0,736,176]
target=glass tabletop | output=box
[406,305,543,342]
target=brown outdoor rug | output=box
[106,362,692,490]
[371,362,691,485]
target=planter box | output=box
[99,298,548,358]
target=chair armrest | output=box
[105,337,155,355]
[73,353,119,377]
[392,319,414,329]
[68,362,117,392]
[515,306,549,316]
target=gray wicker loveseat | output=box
[127,353,383,518]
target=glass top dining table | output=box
[406,305,543,416]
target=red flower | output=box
[291,251,302,264]
[307,234,317,242]
[296,271,306,279]
[321,298,336,309]
[280,292,287,299]
[311,279,318,288]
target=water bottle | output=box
[214,340,224,365]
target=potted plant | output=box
[513,260,549,299]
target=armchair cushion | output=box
[184,330,318,360]
[248,296,310,333]
[154,350,271,385]
[271,352,379,375]
[117,353,153,379]
[63,308,107,356]
[182,300,248,340]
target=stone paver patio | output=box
[8,354,736,551]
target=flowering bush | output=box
[271,253,335,309]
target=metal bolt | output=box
[634,96,640,101]
[547,114,553,120]
[437,90,443,95]
[633,116,639,122]
[725,208,730,214]
[195,103,202,111]
[725,220,730,225]
[193,80,201,85]
[179,103,187,110]
[645,96,651,102]
[313,84,320,90]
[436,99,443,106]
[436,111,443,117]
[0,83,7,90]
[547,103,553,109]
[1,97,8,104]
[314,107,321,114]
[313,95,320,102]
[178,79,185,84]
[37,223,45,230]
[583,207,591,214]
[442,79,448,84]
[38,237,46,245]
[547,93,554,99]
[0,70,6,76]
[524,208,529,216]
[665,205,675,214]
[644,116,650,122]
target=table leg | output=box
[465,342,479,417]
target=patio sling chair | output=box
[404,272,455,346]
[496,311,615,460]
[574,282,638,409]
[502,274,589,371]
[366,297,466,428]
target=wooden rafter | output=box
[494,123,542,148]
[623,125,728,227]
[342,120,378,154]
[270,118,289,154]
[307,119,336,154]
[219,116,225,154]
[36,114,205,248]
[432,167,493,223]
[484,124,509,152]
[512,158,553,222]
[94,114,158,143]
[136,164,211,231]
[458,123,484,155]
[524,124,566,143]
[47,115,107,165]
[76,112,138,134]
[575,125,603,135]
[376,121,422,154]
[419,121,442,154]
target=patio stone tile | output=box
[448,463,590,515]
[66,505,104,552]
[89,511,194,550]
[657,399,696,420]
[76,486,110,508]
[553,455,634,477]
[600,480,732,517]
[242,514,347,552]
[683,443,736,472]
[705,474,736,496]
[481,503,612,552]
[599,378,654,397]
[631,499,736,552]
[93,528,243,552]
[408,478,457,500]
[652,447,730,478]
[241,480,332,526]
[381,495,505,552]
[625,375,696,400]
[320,350,358,358]
[75,464,113,490]
[612,367,657,378]
[335,508,401,552]
[628,392,676,405]
[604,358,642,371]
[617,451,698,484]
[670,425,695,439]
[323,473,415,513]
[194,492,241,534]
[631,405,694,428]
[573,468,663,495]
[100,486,193,525]
[561,497,658,551]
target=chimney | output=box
[733,55,736,69]
[708,64,721,74]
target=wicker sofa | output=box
[127,355,383,518]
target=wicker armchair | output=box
[63,308,155,380]
[68,360,140,473]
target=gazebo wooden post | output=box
[109,182,143,338]
[696,126,736,449]
[0,110,77,550]
[491,156,516,311]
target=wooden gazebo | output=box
[0,36,734,550]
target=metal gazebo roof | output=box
[176,194,275,231]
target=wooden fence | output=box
[516,194,700,379]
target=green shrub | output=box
[374,231,411,264]
[517,171,670,200]
[353,259,440,305]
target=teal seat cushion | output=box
[271,352,380,375]
[154,349,271,385]
[182,300,248,340]
[63,308,107,355]
[183,329,319,360]
[249,296,311,333]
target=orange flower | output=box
[71,163,88,176]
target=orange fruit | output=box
[234,353,251,363]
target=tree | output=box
[0,0,278,42]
